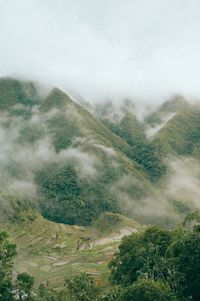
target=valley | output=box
[0,77,199,299]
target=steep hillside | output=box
[0,77,41,112]
[95,97,200,217]
[143,99,200,215]
[0,77,175,227]
[1,210,141,289]
[95,100,168,182]
[152,105,200,157]
[95,100,146,147]
[1,77,199,228]
[1,77,200,294]
[145,95,189,128]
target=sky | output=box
[1,0,200,103]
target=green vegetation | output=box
[65,273,99,301]
[39,88,73,113]
[94,213,122,234]
[0,77,200,299]
[7,213,197,301]
[47,113,83,152]
[152,106,200,157]
[0,231,35,301]
[0,209,140,290]
[120,279,177,301]
[18,124,45,145]
[35,157,122,226]
[0,78,39,112]
[36,162,104,225]
[101,112,146,148]
[0,231,16,300]
[99,103,167,182]
[131,143,166,182]
[0,77,184,227]
[145,95,189,127]
[0,78,163,226]
[108,219,200,301]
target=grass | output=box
[0,77,39,112]
[1,211,141,289]
[152,106,200,156]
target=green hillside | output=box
[96,101,168,182]
[1,78,198,227]
[152,105,200,157]
[0,77,174,228]
[96,100,146,147]
[1,209,141,289]
[0,77,200,296]
[0,77,40,113]
[145,95,189,127]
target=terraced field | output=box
[1,211,141,289]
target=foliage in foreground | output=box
[64,213,200,301]
[0,231,34,301]
[1,212,200,300]
[109,218,200,300]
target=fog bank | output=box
[1,1,200,103]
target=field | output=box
[1,211,141,289]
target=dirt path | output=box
[93,227,137,246]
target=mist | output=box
[164,158,200,210]
[1,0,200,103]
[0,104,100,198]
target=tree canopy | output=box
[108,221,200,301]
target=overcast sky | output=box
[1,0,200,103]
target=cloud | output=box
[165,158,200,210]
[0,99,116,201]
[146,112,176,139]
[1,0,200,103]
[7,179,37,198]
[110,174,177,224]
[59,147,98,177]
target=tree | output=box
[0,231,35,301]
[120,278,177,301]
[15,272,34,301]
[97,287,122,301]
[131,143,166,182]
[109,227,172,285]
[65,273,99,301]
[167,229,200,301]
[0,231,16,301]
[108,222,200,301]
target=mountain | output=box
[95,99,146,148]
[94,96,200,216]
[145,95,189,128]
[151,104,200,157]
[0,77,175,228]
[1,77,199,227]
[0,77,40,111]
[1,209,141,289]
[129,97,200,217]
[0,77,200,291]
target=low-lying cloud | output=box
[164,158,200,210]
[0,97,128,202]
[111,175,178,225]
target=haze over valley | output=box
[0,1,200,300]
